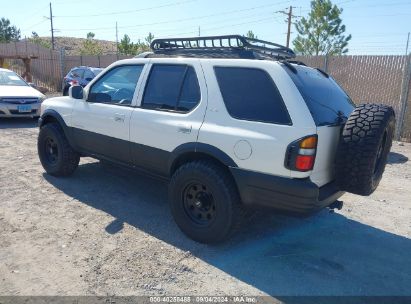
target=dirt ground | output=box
[0,117,410,297]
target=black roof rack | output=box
[149,35,296,60]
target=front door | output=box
[71,64,146,163]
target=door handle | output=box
[177,124,192,134]
[114,113,125,123]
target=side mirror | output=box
[69,85,84,99]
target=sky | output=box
[1,0,410,55]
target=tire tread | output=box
[335,104,395,195]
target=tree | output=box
[0,18,21,42]
[135,38,150,53]
[28,31,51,49]
[245,30,257,39]
[118,33,152,55]
[80,32,102,55]
[118,34,135,55]
[86,32,95,39]
[292,0,351,56]
[145,32,154,45]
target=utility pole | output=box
[115,21,119,59]
[286,6,292,48]
[276,6,298,48]
[49,2,55,50]
[198,26,201,37]
[396,32,411,141]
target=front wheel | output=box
[169,161,244,244]
[38,122,80,176]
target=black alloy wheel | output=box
[183,182,216,226]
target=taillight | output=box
[285,135,318,172]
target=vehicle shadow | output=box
[387,151,408,164]
[44,161,411,296]
[0,117,38,129]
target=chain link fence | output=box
[1,41,411,141]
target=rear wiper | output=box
[281,61,297,74]
[316,68,329,78]
[318,112,348,127]
[336,110,348,123]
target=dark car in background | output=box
[62,66,103,96]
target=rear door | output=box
[129,59,207,176]
[198,61,315,179]
[285,65,355,186]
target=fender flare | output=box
[39,109,75,147]
[168,142,238,174]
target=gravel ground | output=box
[0,118,410,297]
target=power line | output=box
[55,0,197,18]
[117,11,279,37]
[21,19,48,32]
[346,1,411,9]
[57,0,290,32]
[298,0,411,15]
[161,16,277,38]
[19,4,50,27]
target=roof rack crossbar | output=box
[150,35,295,60]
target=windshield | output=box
[0,70,28,86]
[284,65,355,126]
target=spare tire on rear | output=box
[335,104,395,196]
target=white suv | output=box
[37,35,395,243]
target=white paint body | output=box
[0,68,45,117]
[41,57,340,187]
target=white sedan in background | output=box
[0,68,45,118]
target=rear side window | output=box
[214,67,291,125]
[70,68,84,78]
[142,65,200,112]
[284,65,355,126]
[83,69,95,80]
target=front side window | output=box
[142,64,200,112]
[88,65,143,105]
[214,67,291,125]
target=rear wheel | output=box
[169,160,244,243]
[38,122,80,176]
[335,104,395,195]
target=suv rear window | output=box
[214,67,291,125]
[284,65,355,126]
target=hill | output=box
[27,36,118,55]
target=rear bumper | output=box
[230,167,344,214]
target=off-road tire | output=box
[335,104,395,196]
[38,122,80,176]
[169,160,244,244]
